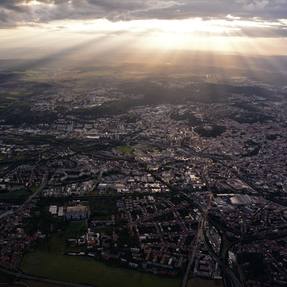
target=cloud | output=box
[0,0,287,29]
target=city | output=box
[0,67,286,287]
[1,1,287,287]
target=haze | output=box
[1,0,287,68]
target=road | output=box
[0,140,262,287]
[0,210,13,220]
[0,173,47,220]
[181,216,204,287]
[181,193,213,287]
[203,229,243,287]
[178,147,244,287]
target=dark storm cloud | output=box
[0,0,287,29]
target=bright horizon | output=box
[1,17,287,57]
[1,1,287,70]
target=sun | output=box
[7,16,286,56]
[49,18,233,51]
[21,0,54,7]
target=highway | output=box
[0,210,13,220]
[0,141,260,287]
[0,173,47,220]
[181,215,205,287]
[181,192,213,287]
[203,228,243,287]
[178,148,244,287]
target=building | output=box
[65,205,90,221]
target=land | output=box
[0,62,286,287]
[22,252,180,287]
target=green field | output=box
[116,145,134,155]
[22,252,180,287]
[0,189,30,202]
[22,230,222,287]
[21,231,179,287]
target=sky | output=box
[1,0,287,62]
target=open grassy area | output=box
[22,230,179,287]
[116,145,134,155]
[0,189,30,202]
[22,251,180,287]
[21,228,222,287]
